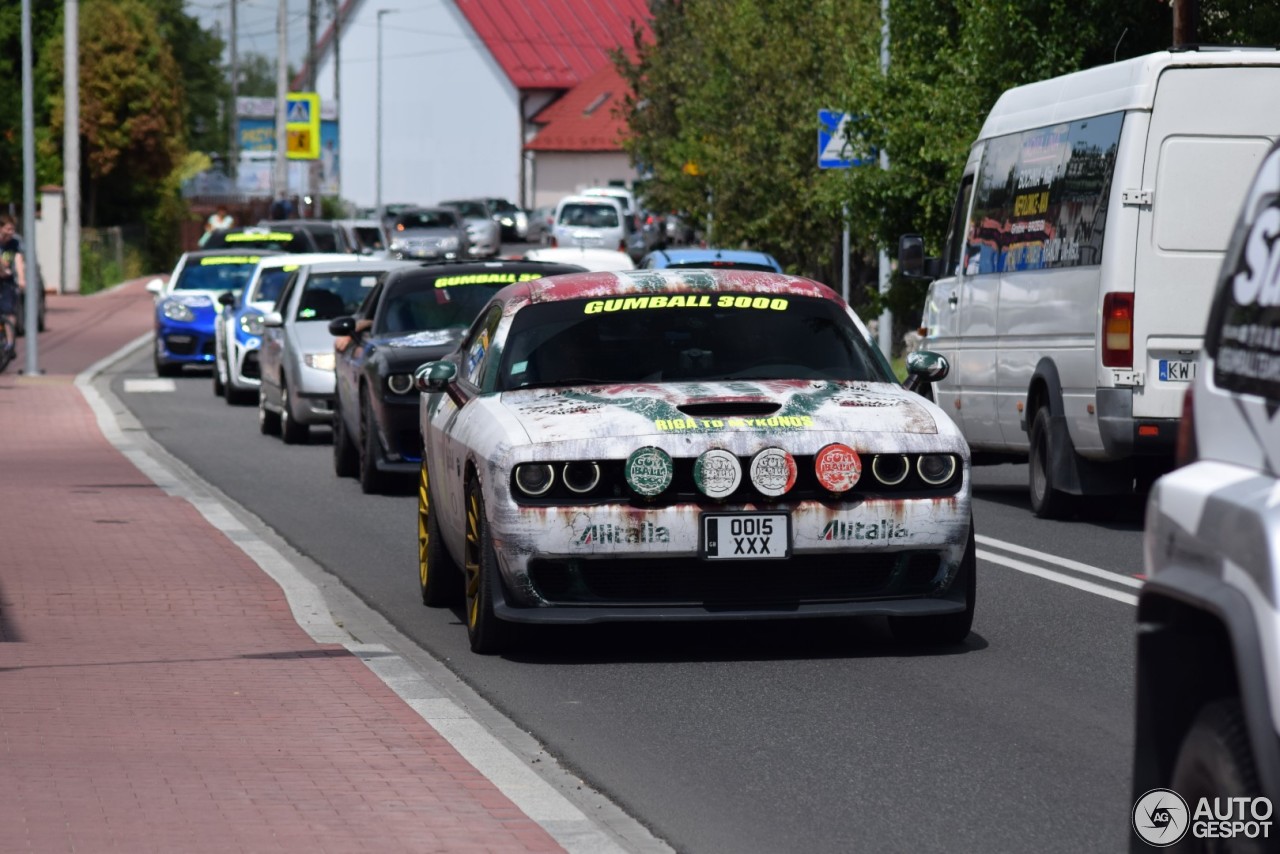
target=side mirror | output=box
[414,360,457,393]
[262,311,284,328]
[217,292,237,307]
[328,316,355,336]
[145,278,164,295]
[898,234,926,278]
[903,350,949,394]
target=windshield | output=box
[441,201,486,219]
[305,227,340,252]
[397,211,458,230]
[376,279,507,335]
[559,204,620,228]
[248,267,293,303]
[499,295,888,390]
[296,273,381,321]
[175,257,261,291]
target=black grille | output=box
[164,335,196,356]
[242,351,260,379]
[527,551,944,606]
[395,430,422,462]
[201,340,216,358]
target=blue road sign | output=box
[818,109,873,169]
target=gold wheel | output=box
[464,489,482,629]
[417,462,430,593]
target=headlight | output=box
[562,461,601,494]
[870,454,910,486]
[238,313,264,335]
[439,236,459,249]
[386,373,414,394]
[514,463,555,496]
[626,446,673,497]
[916,454,958,486]
[749,447,797,497]
[161,301,194,322]
[389,240,404,252]
[304,352,336,372]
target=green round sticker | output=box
[626,446,673,497]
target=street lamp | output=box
[376,8,396,218]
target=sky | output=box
[184,0,318,72]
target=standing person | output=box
[200,205,235,247]
[0,215,25,358]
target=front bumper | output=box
[156,322,216,365]
[486,491,973,623]
[228,335,263,390]
[371,393,421,473]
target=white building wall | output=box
[531,152,636,209]
[315,0,521,209]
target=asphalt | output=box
[0,279,644,853]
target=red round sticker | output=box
[814,443,862,492]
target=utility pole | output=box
[21,0,41,375]
[1173,0,1198,47]
[273,0,288,205]
[376,9,394,218]
[331,0,341,202]
[63,0,80,296]
[877,0,892,360]
[307,0,319,216]
[229,0,238,183]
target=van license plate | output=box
[1158,360,1196,382]
[702,512,790,560]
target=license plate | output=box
[701,512,790,560]
[1158,359,1196,381]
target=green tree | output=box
[237,52,296,98]
[0,0,62,204]
[146,0,227,158]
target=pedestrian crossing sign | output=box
[285,93,320,160]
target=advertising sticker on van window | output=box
[966,112,1124,275]
[1213,146,1280,400]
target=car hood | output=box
[367,330,466,370]
[497,380,962,453]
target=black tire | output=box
[1029,406,1077,519]
[332,395,358,478]
[463,479,510,654]
[225,381,254,405]
[280,380,310,445]
[1171,699,1267,853]
[888,521,976,645]
[258,388,281,435]
[418,459,461,606]
[213,358,225,397]
[358,388,387,494]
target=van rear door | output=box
[1133,64,1280,419]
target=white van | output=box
[899,48,1280,517]
[551,194,630,254]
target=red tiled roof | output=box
[524,61,630,152]
[455,0,650,90]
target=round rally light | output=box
[693,449,742,499]
[562,461,601,494]
[917,454,958,486]
[625,447,673,497]
[814,443,862,493]
[387,373,414,395]
[514,463,555,496]
[749,447,797,497]
[871,454,910,486]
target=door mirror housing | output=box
[898,234,941,282]
[903,350,949,394]
[328,316,355,337]
[414,360,457,393]
[217,291,237,307]
[262,311,284,328]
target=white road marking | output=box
[977,549,1139,606]
[976,534,1144,588]
[123,378,176,393]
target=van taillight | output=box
[1175,385,1196,467]
[618,240,627,252]
[550,236,558,248]
[1102,293,1134,368]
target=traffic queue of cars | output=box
[148,235,973,659]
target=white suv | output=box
[1134,140,1280,845]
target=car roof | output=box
[381,259,587,291]
[504,268,834,306]
[255,252,358,269]
[557,195,624,208]
[181,248,285,261]
[302,259,417,275]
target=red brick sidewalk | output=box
[0,281,563,852]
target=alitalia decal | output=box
[574,522,671,545]
[820,520,911,541]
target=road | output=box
[109,348,1145,854]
